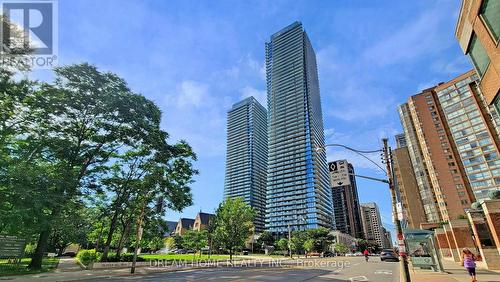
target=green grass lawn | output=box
[139,254,237,261]
[0,257,59,277]
[238,253,289,258]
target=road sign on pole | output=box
[329,160,351,187]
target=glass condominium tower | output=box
[224,96,267,232]
[265,22,333,234]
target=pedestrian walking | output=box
[461,248,477,282]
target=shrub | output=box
[76,249,100,266]
[24,243,37,257]
[98,253,145,262]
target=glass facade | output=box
[436,74,500,199]
[480,0,500,42]
[224,97,267,232]
[468,34,490,77]
[265,22,333,233]
[398,103,441,223]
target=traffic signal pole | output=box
[382,138,411,282]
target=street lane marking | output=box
[349,276,368,281]
[374,269,393,275]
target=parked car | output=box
[174,249,187,254]
[353,252,363,256]
[323,251,335,257]
[61,251,77,257]
[380,249,399,262]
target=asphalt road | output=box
[77,256,400,282]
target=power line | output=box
[317,143,387,175]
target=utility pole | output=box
[382,138,411,282]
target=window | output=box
[468,34,490,77]
[480,0,500,42]
[494,91,500,116]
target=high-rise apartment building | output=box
[360,203,385,248]
[395,133,407,149]
[329,161,364,238]
[398,104,441,223]
[393,141,428,229]
[434,70,500,199]
[407,87,474,221]
[382,227,393,249]
[398,70,500,222]
[224,96,267,232]
[265,22,333,233]
[455,0,499,114]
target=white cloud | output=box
[176,80,210,108]
[244,55,266,81]
[317,46,339,74]
[161,80,228,157]
[239,86,267,108]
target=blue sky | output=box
[32,0,473,238]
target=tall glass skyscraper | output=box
[265,22,333,233]
[224,96,267,232]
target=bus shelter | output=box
[403,229,443,272]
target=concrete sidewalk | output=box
[411,259,500,282]
[54,257,83,272]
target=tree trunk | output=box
[101,210,120,261]
[94,224,104,251]
[116,221,131,259]
[28,229,50,270]
[130,204,145,274]
[57,244,65,256]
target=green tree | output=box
[306,228,335,252]
[212,198,255,261]
[173,235,184,249]
[276,238,288,256]
[148,237,164,252]
[304,239,315,256]
[334,243,348,254]
[48,200,92,255]
[1,63,197,269]
[256,231,275,250]
[164,237,175,251]
[290,230,307,256]
[182,230,208,258]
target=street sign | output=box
[0,235,25,258]
[329,160,351,187]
